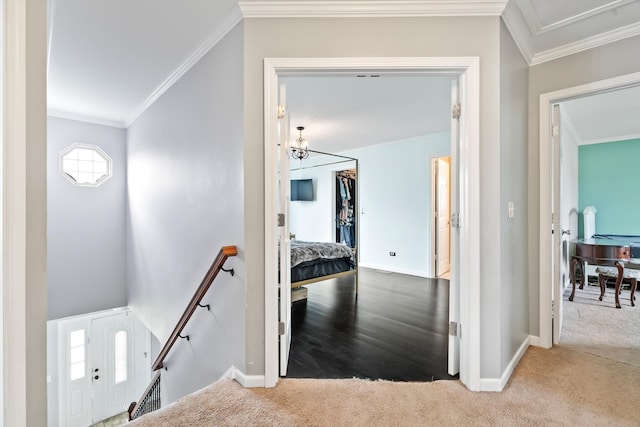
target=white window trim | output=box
[59,143,113,187]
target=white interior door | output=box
[448,79,461,376]
[435,157,451,277]
[278,83,293,376]
[551,104,569,344]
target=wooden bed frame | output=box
[291,268,358,294]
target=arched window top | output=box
[59,143,112,187]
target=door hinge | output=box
[551,300,554,319]
[449,321,460,338]
[552,124,559,137]
[277,213,285,227]
[452,103,461,119]
[278,322,285,335]
[451,213,461,228]
[277,104,286,119]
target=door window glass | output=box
[69,329,86,381]
[114,330,128,384]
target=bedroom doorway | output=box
[538,71,640,349]
[264,57,481,390]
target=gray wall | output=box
[527,34,640,336]
[499,21,529,374]
[342,134,451,277]
[126,24,245,402]
[243,16,518,380]
[47,117,127,320]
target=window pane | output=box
[70,329,84,348]
[94,162,107,174]
[114,330,127,384]
[78,148,94,161]
[70,346,84,364]
[78,160,93,173]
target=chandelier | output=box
[291,126,309,160]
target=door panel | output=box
[552,104,562,344]
[59,318,92,427]
[91,313,137,422]
[448,79,460,376]
[278,83,292,376]
[435,157,451,277]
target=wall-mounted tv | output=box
[291,179,314,201]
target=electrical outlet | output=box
[389,251,396,256]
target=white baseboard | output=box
[528,335,541,347]
[225,366,265,388]
[479,336,530,392]
[358,262,430,278]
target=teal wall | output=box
[578,138,640,236]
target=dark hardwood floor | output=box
[286,267,457,382]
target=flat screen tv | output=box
[291,179,314,201]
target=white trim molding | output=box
[479,336,529,392]
[240,1,508,18]
[538,70,640,348]
[227,366,266,388]
[530,21,640,66]
[124,6,243,127]
[264,56,481,391]
[47,109,126,129]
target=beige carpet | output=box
[561,282,640,366]
[129,283,640,426]
[129,345,640,426]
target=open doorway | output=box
[263,57,481,390]
[433,156,451,279]
[539,71,640,350]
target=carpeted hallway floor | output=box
[129,283,640,426]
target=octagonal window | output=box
[60,144,112,187]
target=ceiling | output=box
[47,0,640,150]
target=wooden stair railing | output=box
[128,371,161,420]
[151,245,237,371]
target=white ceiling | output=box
[47,0,640,150]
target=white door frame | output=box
[264,57,481,390]
[538,70,640,348]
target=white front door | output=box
[435,157,451,277]
[59,318,92,427]
[278,83,293,376]
[91,313,137,422]
[59,310,150,426]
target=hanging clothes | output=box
[336,171,356,248]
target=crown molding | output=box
[500,1,533,64]
[579,132,640,146]
[238,1,508,18]
[519,0,636,36]
[125,6,243,127]
[47,109,127,129]
[530,20,640,66]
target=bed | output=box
[290,240,357,291]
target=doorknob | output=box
[289,233,296,240]
[562,229,571,236]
